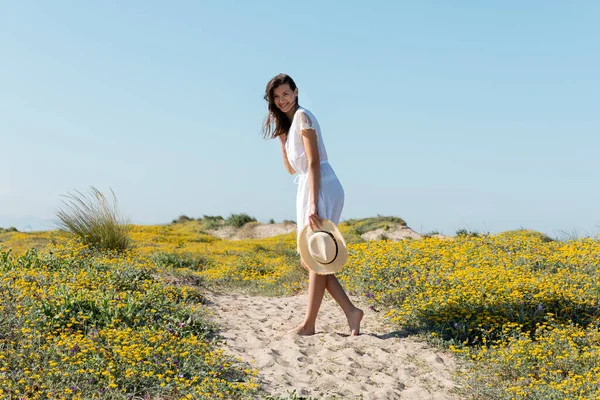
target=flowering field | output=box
[2,222,600,399]
[338,232,600,399]
[0,241,259,399]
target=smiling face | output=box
[272,83,298,114]
[262,73,300,139]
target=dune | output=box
[208,222,297,240]
[361,226,423,241]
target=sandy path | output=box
[205,291,459,400]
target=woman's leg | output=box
[298,259,363,336]
[324,275,353,313]
[295,258,327,335]
[325,274,363,336]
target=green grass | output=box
[200,215,225,230]
[150,251,214,271]
[455,228,480,237]
[225,213,257,228]
[55,186,131,252]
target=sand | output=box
[361,226,423,242]
[208,222,297,240]
[205,291,459,400]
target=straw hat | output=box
[298,219,348,275]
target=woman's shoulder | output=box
[294,107,318,133]
[297,106,316,118]
[296,106,319,125]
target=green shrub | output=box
[456,228,479,237]
[202,215,224,221]
[226,213,257,228]
[55,186,131,251]
[172,214,194,224]
[201,215,225,230]
[150,251,213,271]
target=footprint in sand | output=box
[206,291,459,400]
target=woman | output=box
[262,73,363,336]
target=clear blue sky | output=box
[1,1,599,237]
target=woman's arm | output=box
[278,134,296,175]
[302,128,323,230]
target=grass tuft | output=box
[55,186,131,251]
[226,213,257,228]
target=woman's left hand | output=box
[308,205,323,231]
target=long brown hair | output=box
[262,73,299,139]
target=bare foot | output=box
[348,307,364,336]
[289,323,315,336]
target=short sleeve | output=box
[297,111,315,132]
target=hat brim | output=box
[298,219,348,275]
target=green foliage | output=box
[201,215,225,230]
[55,186,131,251]
[378,233,390,241]
[203,215,224,221]
[226,213,257,228]
[172,214,194,224]
[150,251,213,271]
[0,226,18,233]
[456,228,479,237]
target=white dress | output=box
[285,106,345,252]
